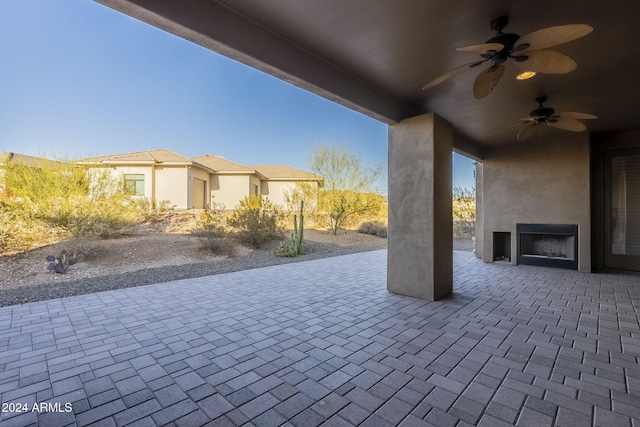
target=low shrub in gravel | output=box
[357,220,388,238]
[194,204,236,256]
[227,196,285,249]
[198,234,236,257]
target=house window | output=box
[124,174,145,196]
[254,184,259,196]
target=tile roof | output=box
[0,152,61,167]
[3,149,322,183]
[191,155,255,173]
[250,165,323,181]
[80,148,192,164]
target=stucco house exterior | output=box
[78,149,214,210]
[192,155,323,209]
[248,165,324,207]
[79,149,323,210]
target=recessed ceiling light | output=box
[516,71,537,80]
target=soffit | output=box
[95,0,640,156]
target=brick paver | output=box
[1,250,639,425]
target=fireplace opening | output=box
[493,232,511,262]
[517,224,578,270]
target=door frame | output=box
[592,130,640,272]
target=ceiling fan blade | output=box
[488,122,525,136]
[515,24,593,52]
[550,117,587,132]
[556,111,598,120]
[515,49,577,74]
[422,61,484,90]
[517,123,538,141]
[473,64,505,99]
[456,43,504,55]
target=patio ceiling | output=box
[96,0,640,158]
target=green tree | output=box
[308,144,383,235]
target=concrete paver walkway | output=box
[1,250,639,426]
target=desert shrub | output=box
[132,198,173,219]
[227,196,284,248]
[357,220,388,238]
[198,233,236,256]
[0,194,62,254]
[63,237,102,262]
[47,196,141,238]
[1,157,144,241]
[194,203,235,256]
[0,198,25,253]
[453,186,476,238]
[153,211,198,233]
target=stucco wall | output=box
[474,162,484,259]
[481,133,591,272]
[106,166,153,201]
[156,167,188,209]
[388,113,453,300]
[188,167,210,209]
[212,175,251,210]
[249,176,261,198]
[261,181,313,207]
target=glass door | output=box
[604,148,640,271]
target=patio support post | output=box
[388,113,453,300]
[475,161,483,259]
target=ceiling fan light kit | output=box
[422,15,593,99]
[515,71,537,80]
[422,15,596,141]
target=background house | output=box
[80,149,323,210]
[249,165,324,207]
[78,149,214,210]
[193,155,323,209]
[190,154,264,210]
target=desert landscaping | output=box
[0,214,474,307]
[0,218,389,307]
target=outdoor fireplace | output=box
[517,224,578,270]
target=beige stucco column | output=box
[474,161,483,259]
[387,113,453,301]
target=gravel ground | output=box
[0,233,386,307]
[0,235,473,306]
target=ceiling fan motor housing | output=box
[529,106,556,118]
[490,15,509,32]
[484,33,520,63]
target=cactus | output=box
[275,200,305,257]
[292,200,304,255]
[46,249,77,273]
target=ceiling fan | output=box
[422,16,593,99]
[496,95,597,141]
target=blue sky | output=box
[1,0,476,191]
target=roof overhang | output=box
[94,0,640,159]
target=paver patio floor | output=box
[1,250,639,426]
